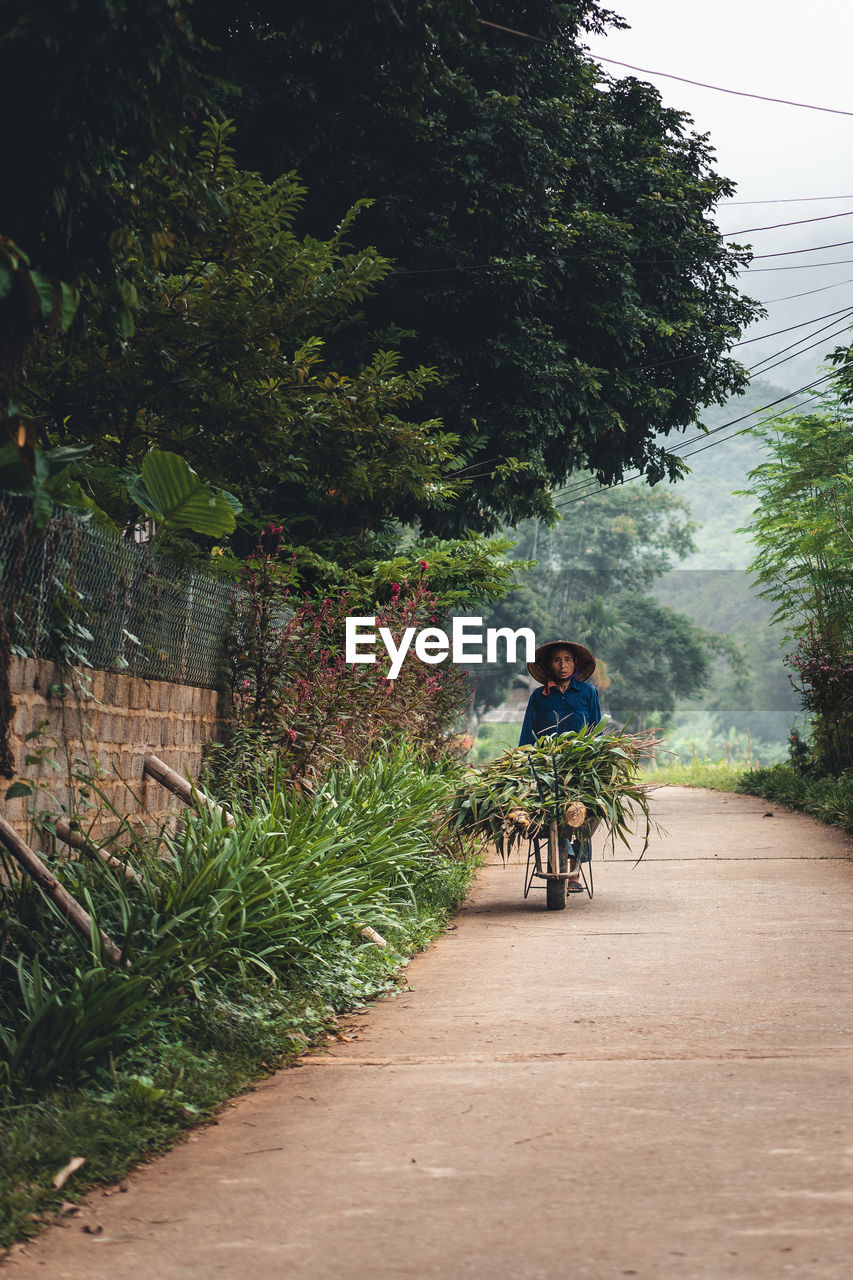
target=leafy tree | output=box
[511,479,698,588]
[0,0,214,283]
[468,480,710,719]
[196,0,761,532]
[23,121,462,563]
[652,572,800,745]
[603,595,710,729]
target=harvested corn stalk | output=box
[447,722,658,861]
[564,801,587,828]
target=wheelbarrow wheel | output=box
[545,821,568,911]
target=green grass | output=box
[642,760,748,791]
[469,721,523,764]
[0,871,476,1251]
[0,747,478,1252]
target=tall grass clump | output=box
[0,745,468,1093]
[129,742,463,983]
[0,744,477,1246]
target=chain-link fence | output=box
[0,496,233,688]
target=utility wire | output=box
[552,364,850,500]
[722,209,853,236]
[751,310,853,362]
[745,318,853,379]
[732,304,853,347]
[746,257,853,272]
[590,56,853,119]
[759,276,853,304]
[675,391,829,462]
[478,18,548,42]
[478,20,853,118]
[391,236,853,278]
[550,362,853,508]
[749,238,853,260]
[721,195,853,206]
[563,303,853,382]
[581,315,853,461]
[455,330,852,501]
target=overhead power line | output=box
[590,56,853,119]
[453,320,853,499]
[721,195,853,206]
[392,234,853,279]
[759,276,853,304]
[749,238,853,261]
[746,257,853,273]
[732,304,853,347]
[477,19,853,117]
[555,362,852,500]
[550,362,853,509]
[722,209,853,236]
[747,317,853,379]
[478,18,547,42]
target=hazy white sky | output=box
[584,0,853,379]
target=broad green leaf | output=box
[5,782,33,800]
[127,450,237,536]
[31,475,52,528]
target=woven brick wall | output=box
[5,657,225,839]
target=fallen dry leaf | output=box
[82,1223,103,1235]
[53,1157,86,1190]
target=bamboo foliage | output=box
[738,407,853,772]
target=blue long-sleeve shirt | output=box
[518,678,602,746]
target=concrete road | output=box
[8,787,853,1279]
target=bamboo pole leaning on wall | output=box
[0,815,125,965]
[143,754,236,827]
[53,817,145,888]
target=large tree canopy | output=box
[196,0,761,532]
[0,0,215,278]
[20,121,464,563]
[3,0,761,547]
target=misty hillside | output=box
[658,377,801,569]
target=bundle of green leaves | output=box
[447,724,658,860]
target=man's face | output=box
[547,647,575,681]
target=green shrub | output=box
[736,765,853,834]
[0,745,474,1096]
[0,744,478,1248]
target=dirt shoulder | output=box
[7,787,853,1279]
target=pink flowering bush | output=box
[223,528,470,785]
